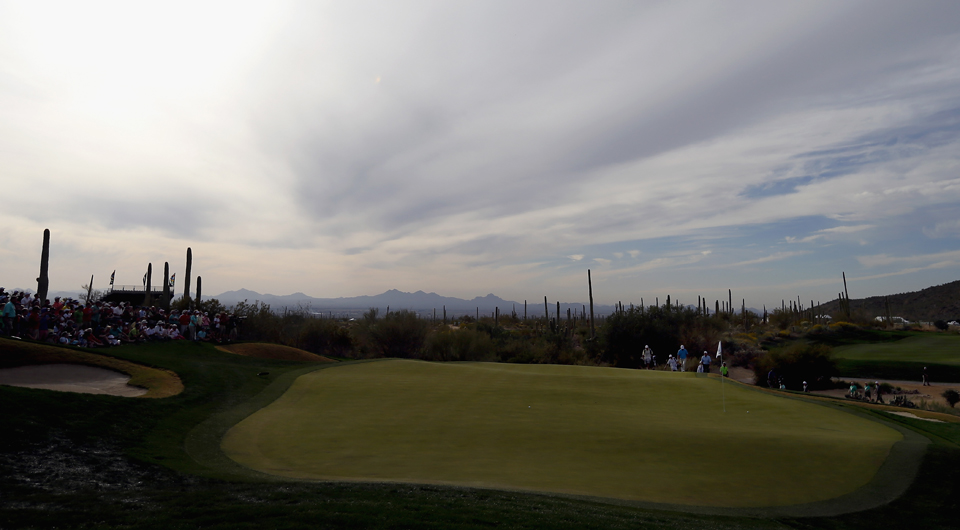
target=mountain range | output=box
[208,288,612,318]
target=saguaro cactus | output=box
[144,264,153,306]
[196,276,202,308]
[37,229,50,304]
[184,247,192,308]
[161,262,171,310]
[588,269,595,339]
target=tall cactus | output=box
[144,263,153,306]
[195,276,202,309]
[184,247,192,308]
[161,262,171,310]
[37,229,50,305]
[588,269,595,339]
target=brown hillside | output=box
[216,343,335,362]
[819,280,960,322]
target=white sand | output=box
[0,364,146,397]
[887,411,945,423]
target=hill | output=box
[820,280,960,322]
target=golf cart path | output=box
[194,360,931,518]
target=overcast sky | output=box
[2,0,959,308]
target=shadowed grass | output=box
[1,341,957,529]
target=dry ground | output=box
[216,343,336,362]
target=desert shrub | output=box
[944,389,960,408]
[753,342,838,391]
[934,320,949,331]
[298,318,354,358]
[599,306,725,369]
[232,300,281,342]
[359,309,428,358]
[768,309,794,330]
[726,341,763,369]
[421,328,495,362]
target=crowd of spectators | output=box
[0,287,238,348]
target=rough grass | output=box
[833,334,960,366]
[0,338,183,398]
[223,360,901,508]
[216,342,335,362]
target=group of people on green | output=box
[640,344,728,377]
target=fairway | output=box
[834,334,960,366]
[223,360,901,507]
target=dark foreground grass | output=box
[1,340,959,529]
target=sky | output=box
[2,0,959,308]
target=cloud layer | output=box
[2,0,959,307]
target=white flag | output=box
[716,341,722,359]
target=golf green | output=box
[834,334,960,366]
[222,360,901,507]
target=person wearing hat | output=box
[667,355,678,371]
[700,350,712,373]
[642,345,653,369]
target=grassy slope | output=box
[1,341,958,529]
[833,334,960,366]
[806,330,960,382]
[224,360,899,507]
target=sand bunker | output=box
[887,411,945,423]
[0,364,147,397]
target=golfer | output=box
[642,345,653,369]
[677,345,688,372]
[700,351,711,373]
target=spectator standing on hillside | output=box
[2,296,15,336]
[922,367,930,386]
[700,351,711,373]
[875,381,884,404]
[667,355,678,371]
[642,345,653,369]
[677,345,688,372]
[767,369,777,388]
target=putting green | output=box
[222,360,901,507]
[834,334,960,366]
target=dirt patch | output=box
[0,338,182,398]
[0,364,147,397]
[216,343,335,363]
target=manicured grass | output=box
[833,334,960,366]
[223,360,901,507]
[3,340,958,529]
